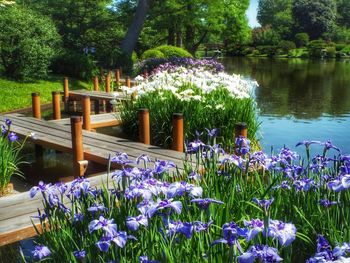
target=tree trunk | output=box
[121,0,152,56]
[167,27,175,46]
[176,31,182,47]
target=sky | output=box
[246,0,260,28]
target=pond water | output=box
[222,57,350,155]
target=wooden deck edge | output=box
[0,222,42,247]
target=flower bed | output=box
[28,133,350,262]
[121,59,259,148]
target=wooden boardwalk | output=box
[49,112,122,129]
[0,113,188,245]
[68,89,128,101]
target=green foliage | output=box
[278,40,296,53]
[325,46,336,57]
[141,49,166,60]
[155,45,192,59]
[292,0,337,39]
[325,25,350,43]
[295,33,310,47]
[337,0,350,28]
[51,50,98,80]
[0,125,25,193]
[256,45,277,56]
[0,5,60,80]
[252,26,281,46]
[341,45,350,54]
[308,39,327,57]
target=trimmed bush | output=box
[0,6,60,80]
[155,45,192,58]
[295,33,309,47]
[325,47,336,58]
[278,40,296,53]
[308,40,326,57]
[141,49,166,60]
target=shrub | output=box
[155,45,192,58]
[278,40,296,53]
[141,49,166,60]
[256,45,277,56]
[252,26,281,46]
[251,49,261,56]
[325,46,336,58]
[341,45,350,54]
[121,66,259,148]
[51,50,98,80]
[308,39,326,57]
[295,33,309,47]
[335,43,347,51]
[0,5,60,80]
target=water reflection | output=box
[222,57,350,118]
[222,57,350,153]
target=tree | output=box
[292,0,337,39]
[336,0,350,28]
[257,0,293,40]
[121,0,152,56]
[0,5,60,79]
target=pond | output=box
[222,57,350,154]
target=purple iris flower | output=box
[8,131,18,142]
[306,235,350,262]
[139,256,160,263]
[268,220,296,246]
[73,250,86,259]
[235,136,250,155]
[323,140,340,152]
[32,245,51,260]
[191,198,224,210]
[29,181,51,198]
[244,219,264,242]
[278,147,299,165]
[296,140,322,148]
[293,178,316,192]
[126,215,148,231]
[327,178,345,192]
[319,199,338,208]
[212,221,247,247]
[69,178,91,198]
[1,124,7,135]
[73,213,84,223]
[54,182,68,195]
[193,220,213,232]
[87,203,108,213]
[154,160,176,174]
[186,139,205,153]
[166,181,203,198]
[205,128,219,138]
[253,197,274,212]
[238,245,283,263]
[136,154,152,166]
[110,152,133,165]
[5,118,11,126]
[188,171,201,181]
[96,236,111,252]
[88,216,117,236]
[272,180,291,190]
[147,198,182,217]
[166,220,193,239]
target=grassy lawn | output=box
[0,75,90,113]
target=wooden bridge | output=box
[0,112,188,246]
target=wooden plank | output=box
[68,90,128,101]
[3,114,186,163]
[49,113,122,128]
[0,172,113,246]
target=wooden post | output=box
[82,95,91,131]
[63,77,69,112]
[32,92,41,119]
[52,91,61,120]
[106,72,111,92]
[172,113,184,152]
[234,122,248,138]
[70,116,84,177]
[119,67,123,77]
[93,76,99,91]
[115,68,120,84]
[138,108,150,144]
[126,76,131,88]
